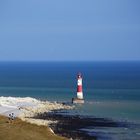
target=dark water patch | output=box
[33,111,132,140]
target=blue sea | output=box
[0,61,140,139]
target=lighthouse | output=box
[72,73,84,104]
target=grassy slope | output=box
[0,116,67,140]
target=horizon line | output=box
[0,60,140,62]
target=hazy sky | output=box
[0,0,140,61]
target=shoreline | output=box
[0,96,139,140]
[0,96,74,138]
[33,111,140,140]
[33,111,127,140]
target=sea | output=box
[0,61,140,140]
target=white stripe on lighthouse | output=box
[77,92,83,99]
[77,79,82,85]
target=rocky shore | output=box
[33,111,130,140]
[0,97,134,140]
[0,97,74,127]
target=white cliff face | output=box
[0,96,74,126]
[0,96,39,107]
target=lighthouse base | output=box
[72,98,84,104]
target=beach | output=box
[0,96,98,140]
[0,96,76,140]
[0,96,73,126]
[0,96,139,140]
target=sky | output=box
[0,0,140,61]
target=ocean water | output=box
[0,61,140,139]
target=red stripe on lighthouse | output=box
[77,85,82,92]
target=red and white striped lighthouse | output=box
[77,73,83,99]
[72,73,84,104]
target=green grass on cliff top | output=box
[0,116,67,140]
